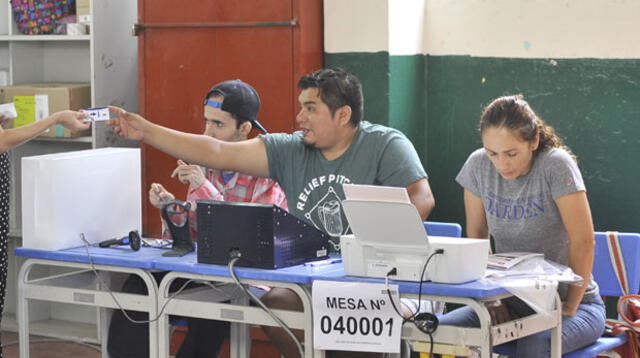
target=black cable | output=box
[385,249,444,357]
[415,249,444,357]
[80,234,238,324]
[385,283,407,322]
[414,312,438,357]
[429,331,434,357]
[387,288,438,357]
[227,252,305,358]
[413,249,445,319]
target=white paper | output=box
[483,257,583,317]
[312,280,402,353]
[502,278,558,317]
[35,94,49,122]
[0,70,8,86]
[343,183,410,203]
[0,102,17,119]
[487,252,544,270]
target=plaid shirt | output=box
[161,169,287,240]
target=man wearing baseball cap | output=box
[107,79,287,358]
[204,79,268,133]
[149,79,287,233]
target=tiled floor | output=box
[1,331,101,358]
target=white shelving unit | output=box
[1,0,138,344]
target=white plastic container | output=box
[21,148,141,250]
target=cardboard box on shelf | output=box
[0,83,91,137]
[76,0,91,24]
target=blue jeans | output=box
[438,294,606,358]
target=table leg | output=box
[143,273,160,358]
[550,295,562,358]
[464,298,493,358]
[97,270,111,358]
[99,306,110,358]
[18,258,159,358]
[17,260,34,358]
[230,295,251,358]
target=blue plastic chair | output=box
[423,221,462,238]
[494,232,640,357]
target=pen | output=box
[304,258,342,267]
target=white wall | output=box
[425,0,640,58]
[324,0,388,53]
[325,0,640,58]
[324,0,426,55]
[389,0,426,55]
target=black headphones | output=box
[412,312,439,335]
[98,230,141,251]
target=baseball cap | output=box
[204,79,267,133]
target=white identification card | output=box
[312,280,402,353]
[83,107,110,121]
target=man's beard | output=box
[302,138,317,149]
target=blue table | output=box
[155,253,561,358]
[15,246,562,358]
[15,245,166,358]
[153,252,344,358]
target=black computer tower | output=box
[197,200,330,268]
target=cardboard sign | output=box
[312,280,402,353]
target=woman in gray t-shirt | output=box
[440,95,605,357]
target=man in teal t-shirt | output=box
[108,67,435,358]
[262,111,428,242]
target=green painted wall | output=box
[326,52,640,234]
[325,52,429,169]
[389,55,427,157]
[324,52,390,126]
[426,55,640,234]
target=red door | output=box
[137,0,323,236]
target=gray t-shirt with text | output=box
[260,121,427,240]
[456,147,598,298]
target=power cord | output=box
[385,249,445,358]
[227,250,305,358]
[80,234,241,324]
[413,249,445,319]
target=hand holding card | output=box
[82,107,110,122]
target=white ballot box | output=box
[22,148,141,250]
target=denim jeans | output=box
[438,294,606,358]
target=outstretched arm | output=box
[0,111,89,153]
[106,106,270,177]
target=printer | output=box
[339,185,489,284]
